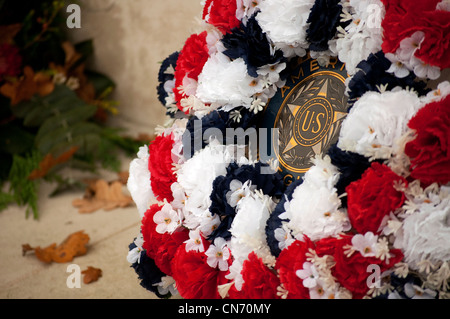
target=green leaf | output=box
[7,151,41,219]
[35,103,97,143]
[23,87,85,127]
[36,121,102,155]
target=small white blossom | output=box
[205,237,231,271]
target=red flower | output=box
[203,0,240,35]
[0,43,22,81]
[346,162,407,234]
[173,32,209,113]
[275,236,315,299]
[381,0,450,69]
[171,242,229,299]
[148,133,177,202]
[228,252,280,299]
[405,95,450,185]
[141,204,189,276]
[326,235,403,299]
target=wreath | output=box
[126,0,450,299]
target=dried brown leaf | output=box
[82,266,102,284]
[22,230,90,264]
[72,179,133,213]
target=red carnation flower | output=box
[328,235,403,299]
[405,95,450,185]
[203,0,240,35]
[228,252,280,299]
[275,236,315,299]
[346,162,407,234]
[173,32,209,113]
[381,0,450,69]
[141,204,189,276]
[0,43,22,81]
[171,242,229,299]
[148,133,177,202]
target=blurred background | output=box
[0,0,202,299]
[67,0,203,135]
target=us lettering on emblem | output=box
[259,53,349,184]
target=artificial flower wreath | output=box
[127,0,450,299]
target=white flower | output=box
[126,234,144,264]
[66,76,80,90]
[226,179,253,207]
[198,212,221,237]
[411,57,441,80]
[236,0,261,22]
[280,155,350,241]
[177,140,234,224]
[127,145,154,218]
[421,81,450,104]
[184,229,205,253]
[256,62,286,84]
[309,282,339,299]
[396,31,425,63]
[385,53,411,78]
[400,191,450,270]
[296,262,320,288]
[170,182,186,212]
[249,98,266,114]
[153,276,178,296]
[333,0,385,75]
[227,190,276,288]
[274,224,295,251]
[256,0,314,52]
[196,52,262,109]
[404,283,437,299]
[205,237,231,271]
[229,109,242,123]
[153,203,181,234]
[436,0,450,11]
[337,90,423,160]
[351,232,378,257]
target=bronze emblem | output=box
[260,54,349,185]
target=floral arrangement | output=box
[127,0,450,299]
[0,1,144,218]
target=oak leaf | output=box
[82,266,102,284]
[28,146,78,180]
[72,179,133,213]
[0,66,54,105]
[22,230,90,264]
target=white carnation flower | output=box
[227,190,276,290]
[334,0,385,75]
[256,0,314,53]
[176,140,236,228]
[399,187,450,270]
[337,90,423,160]
[196,52,263,109]
[127,145,154,218]
[280,155,350,241]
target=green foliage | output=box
[7,152,41,219]
[0,0,144,219]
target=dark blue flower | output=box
[156,51,186,118]
[221,14,285,78]
[128,240,171,298]
[208,161,285,241]
[306,0,343,52]
[265,178,302,257]
[182,107,261,159]
[347,51,430,111]
[326,144,372,208]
